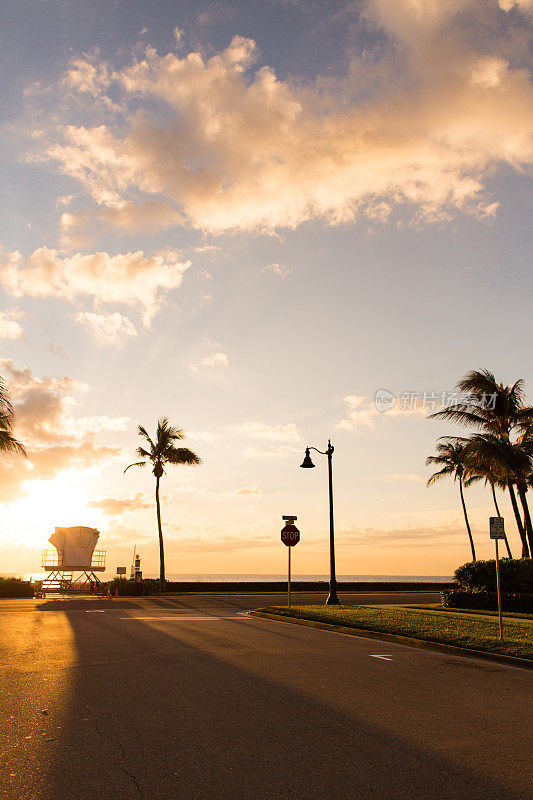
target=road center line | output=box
[369,654,394,660]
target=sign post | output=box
[281,516,300,609]
[489,516,505,640]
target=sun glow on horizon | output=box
[0,471,102,549]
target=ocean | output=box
[142,573,453,583]
[15,572,453,582]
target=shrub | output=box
[107,578,161,596]
[454,558,533,593]
[0,577,34,598]
[442,589,533,613]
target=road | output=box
[1,593,531,800]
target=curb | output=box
[249,611,533,671]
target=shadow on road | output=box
[17,602,525,800]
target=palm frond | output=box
[123,461,146,473]
[0,430,26,456]
[427,467,453,486]
[428,407,491,428]
[136,447,151,459]
[137,425,155,449]
[166,447,202,466]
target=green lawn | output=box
[254,605,533,660]
[407,604,533,621]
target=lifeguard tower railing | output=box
[41,550,106,571]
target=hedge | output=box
[0,577,34,598]
[442,589,533,613]
[454,558,533,593]
[107,578,161,596]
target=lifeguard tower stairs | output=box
[41,526,106,593]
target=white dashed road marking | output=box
[369,654,394,661]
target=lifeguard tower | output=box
[41,526,106,593]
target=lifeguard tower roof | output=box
[43,526,105,571]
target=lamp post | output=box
[300,440,340,605]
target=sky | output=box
[0,0,532,578]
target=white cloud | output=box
[0,359,126,502]
[0,246,190,326]
[201,351,229,367]
[34,5,533,237]
[0,310,24,340]
[73,311,137,346]
[261,263,291,277]
[0,358,129,444]
[337,395,379,430]
[235,421,302,458]
[337,393,429,430]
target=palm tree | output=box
[124,418,201,590]
[463,466,513,558]
[426,439,476,561]
[462,433,532,557]
[429,369,533,555]
[0,376,26,457]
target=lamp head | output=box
[300,447,315,468]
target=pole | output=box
[495,538,503,641]
[288,546,291,609]
[326,440,340,605]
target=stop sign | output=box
[281,523,300,546]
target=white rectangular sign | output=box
[489,517,505,539]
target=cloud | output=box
[88,492,150,516]
[188,341,229,371]
[0,310,24,340]
[339,523,469,546]
[201,351,229,367]
[232,486,262,496]
[0,246,190,326]
[261,263,291,277]
[60,201,184,245]
[337,392,430,430]
[73,311,137,346]
[0,359,127,501]
[337,395,380,430]
[33,5,533,237]
[234,421,302,457]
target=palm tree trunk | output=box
[517,484,533,558]
[491,483,512,558]
[459,475,476,561]
[508,483,529,558]
[155,476,166,590]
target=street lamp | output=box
[300,440,340,605]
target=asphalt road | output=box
[1,594,531,800]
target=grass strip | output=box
[406,604,533,621]
[255,605,533,659]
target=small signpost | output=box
[281,516,300,608]
[490,516,505,640]
[116,567,126,576]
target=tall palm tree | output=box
[426,439,476,561]
[0,376,26,457]
[462,433,532,557]
[124,418,201,591]
[463,466,513,558]
[429,369,533,555]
